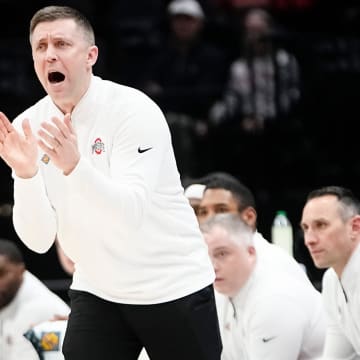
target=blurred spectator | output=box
[184,183,206,217]
[144,0,228,118]
[0,239,69,360]
[208,8,301,186]
[210,7,300,131]
[142,0,229,178]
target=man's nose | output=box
[304,229,317,247]
[46,46,58,61]
[211,258,220,272]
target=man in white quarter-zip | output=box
[0,239,69,360]
[202,214,325,360]
[0,5,221,360]
[301,186,360,359]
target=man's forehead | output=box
[32,19,78,40]
[205,226,231,244]
[302,195,339,221]
[201,188,237,205]
[305,195,339,212]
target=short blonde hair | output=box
[201,213,254,248]
[29,5,95,45]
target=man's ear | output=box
[87,45,98,67]
[248,245,256,256]
[351,215,360,238]
[240,206,257,230]
[17,262,25,276]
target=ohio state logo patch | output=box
[92,138,105,155]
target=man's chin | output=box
[214,282,232,297]
[312,259,328,270]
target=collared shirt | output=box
[0,271,69,360]
[216,234,326,360]
[322,243,360,359]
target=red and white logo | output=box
[92,138,105,155]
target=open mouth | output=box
[48,71,65,84]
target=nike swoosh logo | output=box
[262,336,277,343]
[138,146,153,154]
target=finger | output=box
[63,113,75,135]
[51,116,70,139]
[0,112,15,133]
[0,113,11,137]
[41,121,65,142]
[38,138,56,155]
[22,118,35,141]
[0,122,7,138]
[38,129,61,149]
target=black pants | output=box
[62,285,222,360]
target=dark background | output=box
[0,0,359,295]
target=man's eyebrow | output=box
[34,33,69,41]
[214,246,228,252]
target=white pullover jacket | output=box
[12,76,214,304]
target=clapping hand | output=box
[38,113,80,175]
[0,112,38,178]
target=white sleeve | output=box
[11,108,57,254]
[245,296,307,360]
[13,170,57,253]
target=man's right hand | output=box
[0,112,38,178]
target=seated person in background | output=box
[24,240,74,359]
[197,172,312,284]
[143,0,228,119]
[183,171,240,218]
[301,186,360,359]
[184,183,205,217]
[202,214,325,360]
[0,239,70,360]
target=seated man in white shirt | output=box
[197,172,312,285]
[0,238,70,360]
[201,214,325,360]
[301,186,360,359]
